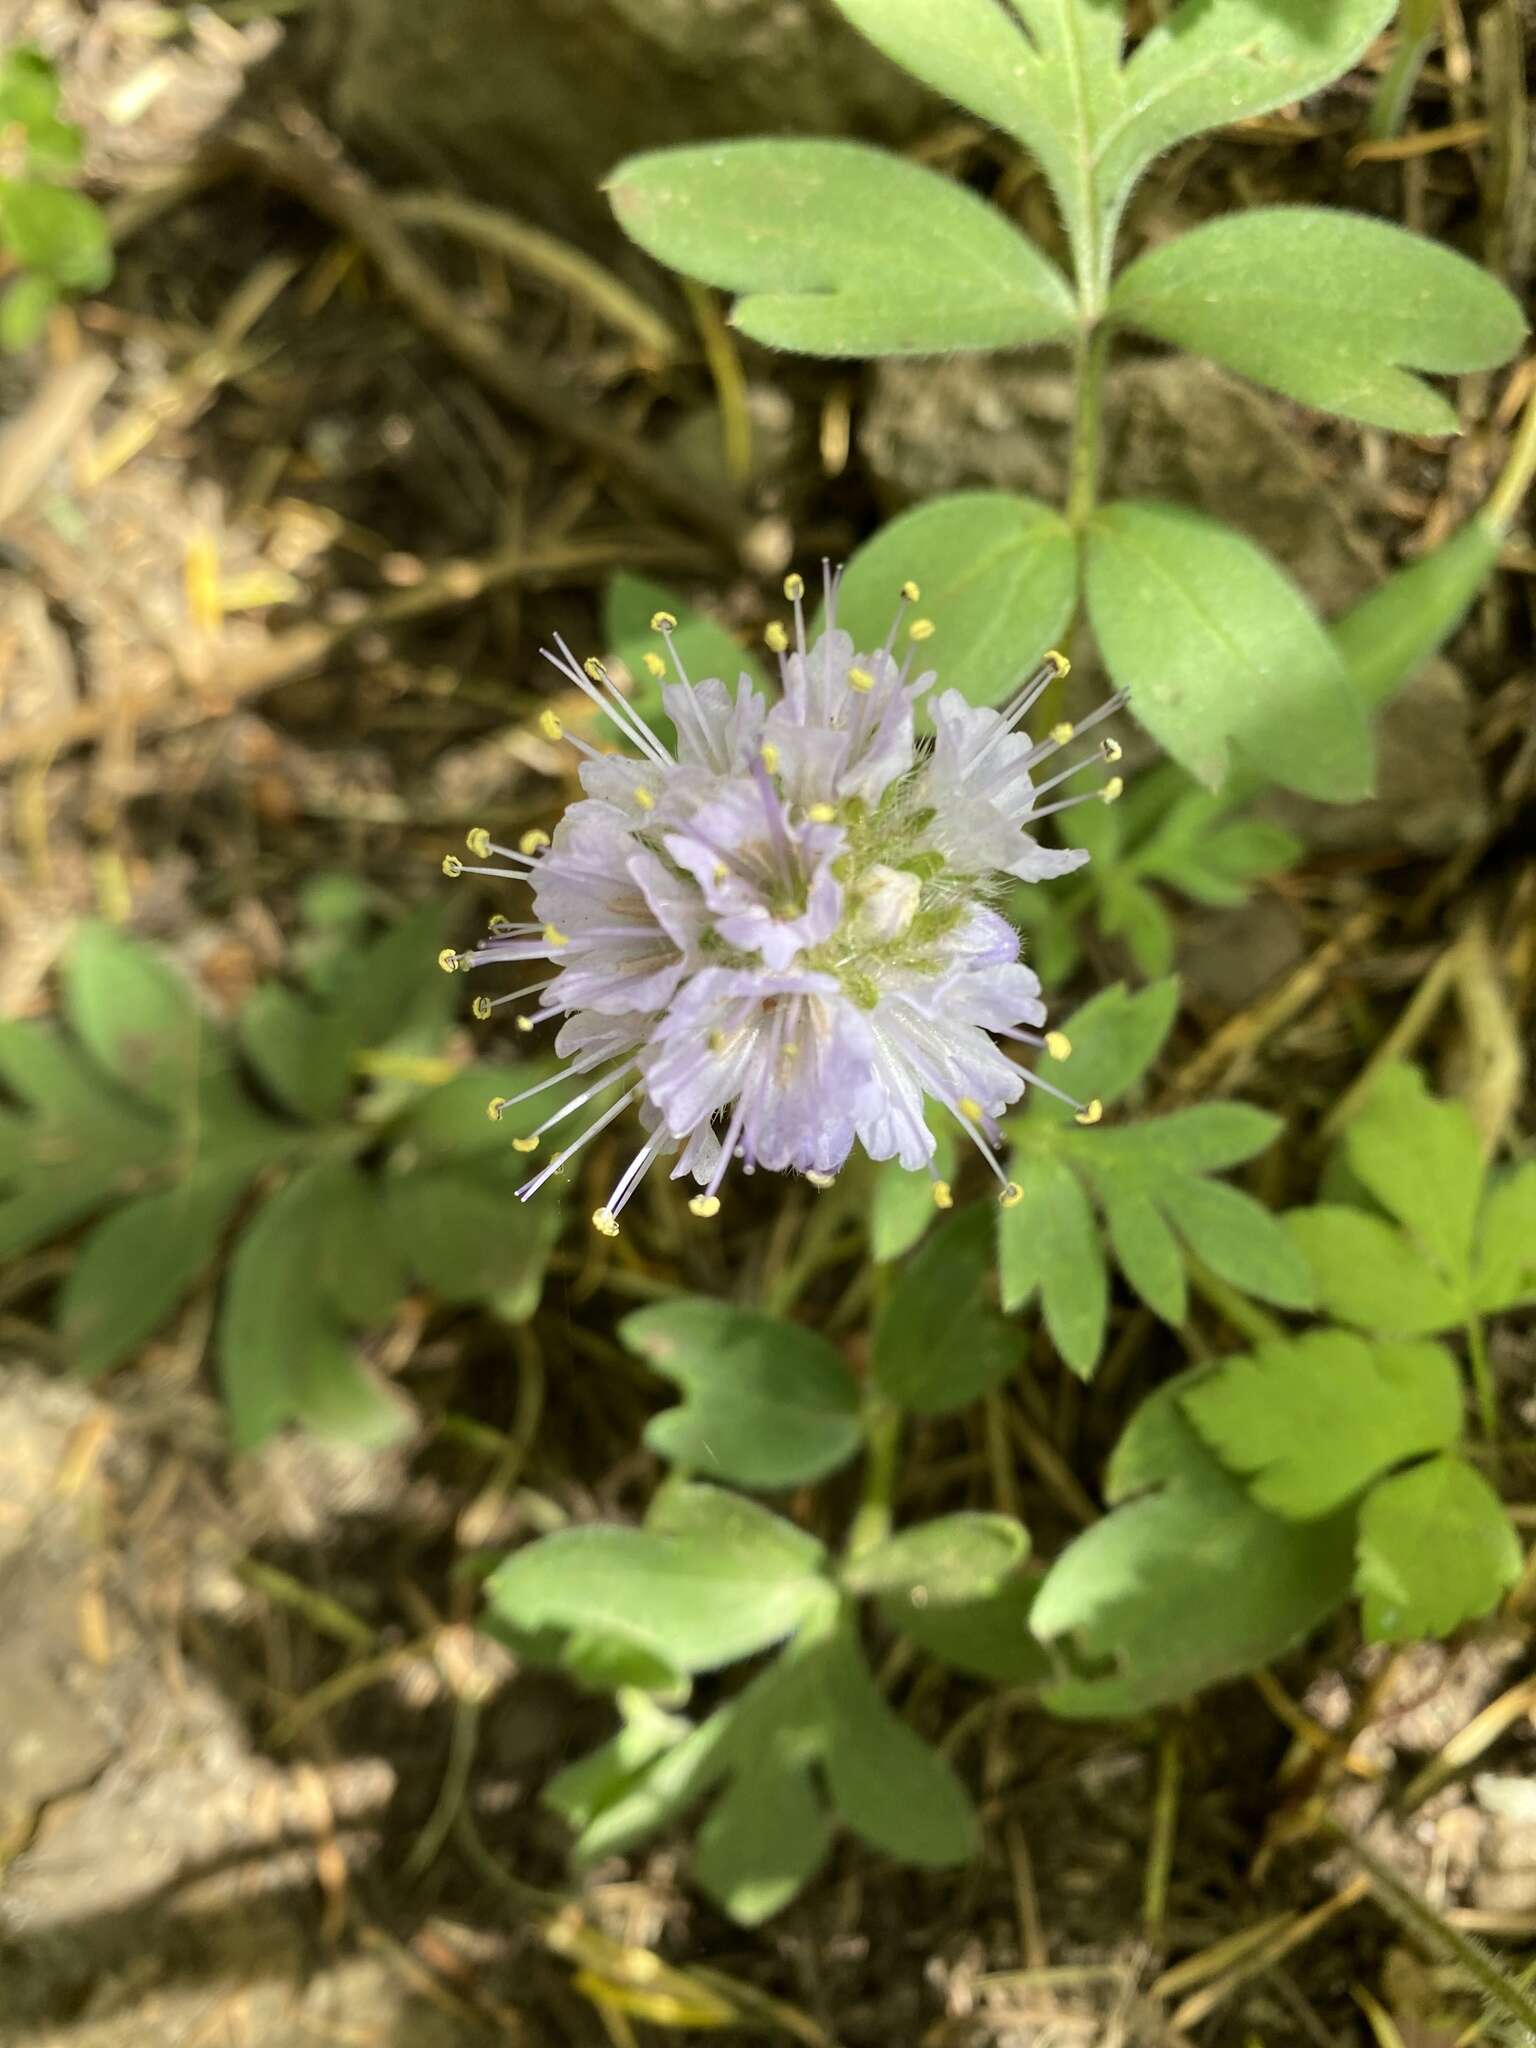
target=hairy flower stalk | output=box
[441,568,1123,1236]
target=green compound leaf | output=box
[834,493,1078,712]
[997,1152,1106,1375]
[0,1019,175,1258]
[692,1740,833,1925]
[1285,1205,1465,1336]
[878,1570,1052,1687]
[620,1296,861,1489]
[0,180,111,290]
[607,139,1076,356]
[0,47,61,129]
[831,0,1392,294]
[1085,500,1372,799]
[1156,1174,1315,1310]
[869,1126,958,1263]
[816,1617,977,1867]
[1355,1454,1521,1642]
[219,1164,415,1452]
[384,1153,560,1321]
[1022,976,1180,1125]
[606,572,768,730]
[842,1512,1029,1606]
[557,1607,973,1923]
[1181,1332,1464,1519]
[1344,1062,1483,1284]
[0,270,59,350]
[1033,1376,1356,1717]
[313,1160,410,1327]
[874,1202,1021,1413]
[1100,1185,1186,1326]
[1111,209,1525,434]
[1475,1164,1536,1314]
[238,981,353,1123]
[65,921,214,1117]
[487,1484,830,1678]
[1332,518,1503,713]
[58,1167,251,1381]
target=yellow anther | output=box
[956,1096,984,1121]
[932,1180,953,1210]
[806,802,836,823]
[689,1193,721,1219]
[516,1015,536,1033]
[1051,721,1075,745]
[538,708,563,741]
[650,609,677,632]
[1099,776,1125,805]
[466,826,492,859]
[633,785,656,811]
[781,1041,801,1061]
[709,1029,728,1053]
[441,854,464,878]
[908,617,936,642]
[472,995,493,1021]
[1046,648,1071,677]
[1102,737,1123,764]
[519,828,550,855]
[765,620,789,653]
[760,742,780,774]
[583,657,609,683]
[1075,1098,1104,1126]
[848,666,874,693]
[900,579,920,602]
[512,1134,540,1153]
[438,948,462,974]
[783,572,805,602]
[643,650,667,678]
[486,1097,507,1122]
[489,914,514,935]
[806,1170,836,1189]
[591,1206,620,1238]
[543,923,570,948]
[1045,1030,1072,1061]
[999,1182,1024,1209]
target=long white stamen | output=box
[517,1083,641,1201]
[545,635,674,766]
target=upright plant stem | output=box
[1467,1315,1499,1443]
[1367,0,1440,140]
[847,1398,901,1559]
[1066,322,1111,533]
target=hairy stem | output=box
[1066,322,1111,532]
[1322,1813,1536,2040]
[847,1398,901,1559]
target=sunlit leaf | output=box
[1085,500,1372,798]
[1355,1454,1521,1641]
[1112,209,1524,433]
[834,493,1078,711]
[1033,1377,1356,1716]
[1181,1332,1463,1518]
[842,1513,1029,1606]
[608,140,1076,354]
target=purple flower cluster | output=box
[441,570,1122,1236]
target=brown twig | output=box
[220,112,756,562]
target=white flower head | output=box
[443,567,1122,1235]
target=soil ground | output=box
[1,4,1534,2045]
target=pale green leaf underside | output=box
[1181,1332,1464,1518]
[1112,208,1525,434]
[1355,1455,1521,1642]
[834,493,1077,712]
[608,139,1075,355]
[1085,499,1373,798]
